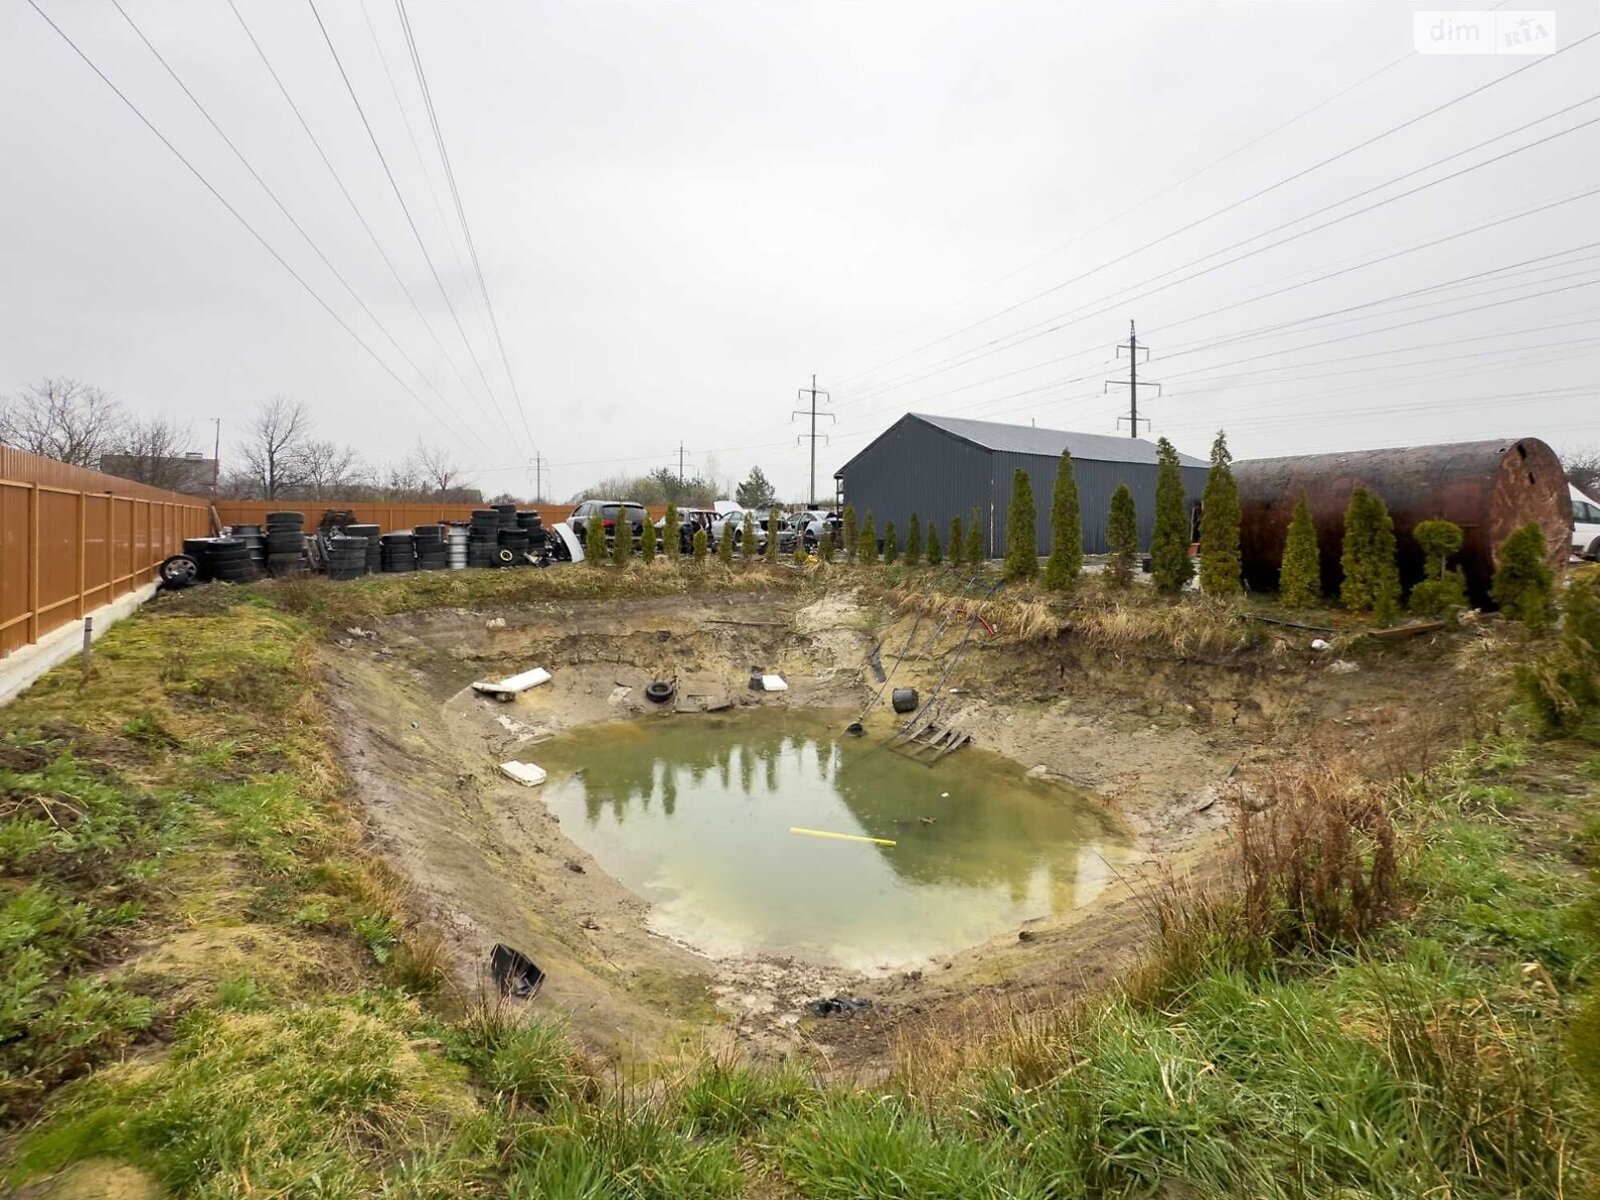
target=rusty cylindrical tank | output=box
[1234,438,1569,604]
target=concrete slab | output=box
[0,582,159,707]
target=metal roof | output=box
[903,413,1208,467]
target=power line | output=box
[24,0,481,456]
[827,29,1600,392]
[110,0,496,459]
[307,0,529,461]
[394,0,540,463]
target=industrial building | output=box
[835,413,1210,558]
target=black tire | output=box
[266,532,304,552]
[159,554,200,586]
[265,511,304,524]
[644,680,676,704]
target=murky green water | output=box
[534,710,1128,970]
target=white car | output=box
[1572,483,1600,561]
[710,508,763,550]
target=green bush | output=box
[1198,430,1241,596]
[949,515,965,567]
[741,510,760,561]
[662,501,679,560]
[1491,524,1555,631]
[717,520,734,565]
[765,510,780,563]
[883,520,898,565]
[1408,519,1467,618]
[1516,569,1599,733]
[1107,484,1137,589]
[639,515,656,565]
[857,514,878,564]
[1279,494,1321,608]
[611,515,631,566]
[584,515,608,566]
[692,528,708,562]
[818,529,834,562]
[965,508,984,564]
[1151,438,1194,595]
[926,523,942,566]
[1043,449,1082,591]
[1340,488,1400,624]
[905,514,922,565]
[1003,469,1038,582]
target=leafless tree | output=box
[299,440,366,500]
[0,377,125,467]
[237,397,311,499]
[1563,445,1600,497]
[414,441,469,496]
[101,414,200,491]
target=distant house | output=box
[97,451,216,495]
[834,413,1209,558]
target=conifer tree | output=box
[662,501,680,560]
[612,515,632,566]
[926,522,943,566]
[765,509,780,562]
[818,529,835,562]
[883,520,898,565]
[1491,523,1555,631]
[905,514,922,566]
[1408,519,1467,618]
[1339,488,1400,623]
[692,527,708,563]
[842,505,858,561]
[1043,448,1082,590]
[965,507,984,565]
[741,510,761,561]
[1004,469,1039,581]
[584,511,608,566]
[793,537,808,565]
[640,513,656,565]
[1198,430,1242,595]
[717,518,734,564]
[1151,438,1194,595]
[857,513,878,564]
[949,515,965,566]
[1278,494,1321,609]
[1107,484,1137,589]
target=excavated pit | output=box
[321,587,1482,1068]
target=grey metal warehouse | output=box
[835,413,1210,558]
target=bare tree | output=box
[0,377,125,467]
[298,440,366,500]
[1564,445,1600,497]
[101,414,199,490]
[413,441,465,495]
[238,397,311,499]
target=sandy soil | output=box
[322,586,1481,1071]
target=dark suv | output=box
[568,500,648,544]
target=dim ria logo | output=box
[1414,10,1556,54]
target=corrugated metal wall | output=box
[838,422,1209,557]
[835,421,993,554]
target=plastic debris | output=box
[499,761,548,787]
[748,672,789,692]
[489,943,545,998]
[1310,638,1330,651]
[1328,659,1359,674]
[790,826,896,847]
[472,667,551,698]
[486,617,507,630]
[807,995,872,1017]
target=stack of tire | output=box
[232,523,266,574]
[325,535,369,581]
[445,524,469,569]
[468,509,501,569]
[517,511,547,559]
[183,537,254,583]
[497,521,530,567]
[413,525,448,571]
[379,531,416,573]
[344,524,382,575]
[265,512,306,577]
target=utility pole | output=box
[210,417,221,496]
[678,442,685,486]
[1106,321,1161,437]
[792,373,834,508]
[531,451,546,502]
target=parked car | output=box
[710,508,764,550]
[568,500,648,544]
[655,506,717,553]
[1573,483,1600,561]
[795,510,842,549]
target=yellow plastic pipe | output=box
[789,827,896,847]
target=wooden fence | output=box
[0,448,211,658]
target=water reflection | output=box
[535,711,1126,969]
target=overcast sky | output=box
[2,0,1598,502]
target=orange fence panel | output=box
[0,447,210,659]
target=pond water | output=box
[533,710,1128,970]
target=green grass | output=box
[2,572,1598,1197]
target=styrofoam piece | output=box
[759,673,788,692]
[473,667,552,697]
[499,761,547,787]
